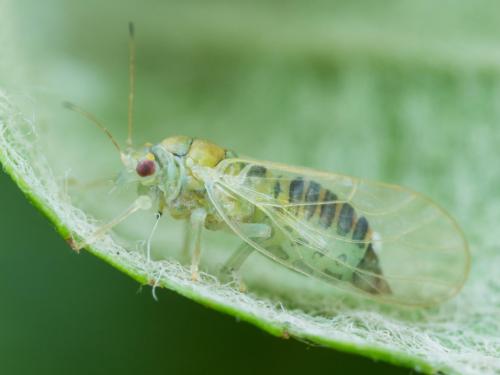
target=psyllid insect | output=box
[65,23,470,307]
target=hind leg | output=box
[219,223,272,288]
[219,242,255,283]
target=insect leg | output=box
[145,212,162,262]
[219,242,255,284]
[145,198,166,262]
[72,195,152,252]
[180,219,192,263]
[189,208,208,281]
[219,223,272,287]
[240,223,272,238]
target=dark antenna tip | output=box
[127,21,136,149]
[128,22,135,38]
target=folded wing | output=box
[205,158,470,306]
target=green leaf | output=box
[1,2,499,374]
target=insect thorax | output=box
[150,136,236,228]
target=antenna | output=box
[127,21,136,149]
[63,101,123,156]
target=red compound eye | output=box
[136,159,156,177]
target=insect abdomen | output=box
[230,162,392,295]
[282,178,370,246]
[277,176,390,294]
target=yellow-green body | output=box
[153,136,236,229]
[138,135,388,295]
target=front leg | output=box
[72,195,152,252]
[188,208,208,281]
[145,194,166,262]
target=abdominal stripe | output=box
[304,181,321,219]
[247,165,267,178]
[352,216,369,248]
[273,179,282,198]
[319,190,337,229]
[289,178,304,203]
[338,203,354,235]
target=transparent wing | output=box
[205,158,470,307]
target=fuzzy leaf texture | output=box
[1,1,500,374]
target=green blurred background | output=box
[2,0,500,373]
